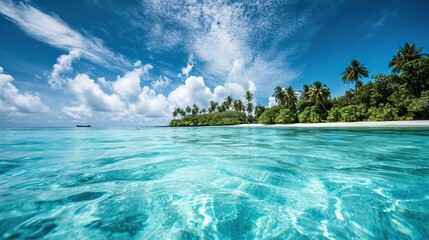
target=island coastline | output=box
[235,120,429,128]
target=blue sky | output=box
[0,0,428,126]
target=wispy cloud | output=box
[178,55,194,77]
[364,9,395,38]
[110,0,341,97]
[0,0,129,68]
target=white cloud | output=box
[129,86,171,118]
[0,100,15,112]
[152,76,171,90]
[48,49,80,89]
[0,0,128,68]
[166,75,256,110]
[62,104,92,120]
[194,22,249,76]
[134,60,142,67]
[0,67,49,113]
[7,112,27,118]
[97,77,110,89]
[268,97,276,107]
[178,55,194,77]
[112,63,153,102]
[364,9,395,38]
[146,23,182,51]
[167,76,214,109]
[63,63,170,121]
[68,74,125,112]
[126,0,340,98]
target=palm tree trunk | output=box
[321,102,326,112]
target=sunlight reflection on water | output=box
[0,127,428,239]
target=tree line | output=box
[171,42,429,126]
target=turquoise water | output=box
[0,127,428,239]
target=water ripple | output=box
[0,127,428,239]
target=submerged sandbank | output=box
[236,120,429,128]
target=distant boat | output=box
[76,125,91,127]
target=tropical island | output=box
[170,43,429,126]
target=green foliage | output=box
[254,105,266,120]
[367,104,398,121]
[170,111,246,126]
[296,100,312,112]
[246,115,256,124]
[298,105,325,123]
[275,109,296,124]
[171,43,428,126]
[401,58,429,96]
[389,43,427,73]
[337,104,367,122]
[258,106,283,124]
[307,81,330,111]
[387,83,413,116]
[408,90,429,119]
[342,59,369,90]
[327,107,341,122]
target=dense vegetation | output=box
[170,111,246,126]
[169,90,257,126]
[170,43,429,126]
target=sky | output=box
[0,0,428,127]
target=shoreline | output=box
[235,120,429,128]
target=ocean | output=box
[1,127,428,239]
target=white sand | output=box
[236,121,429,128]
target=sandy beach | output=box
[237,120,429,128]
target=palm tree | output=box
[217,105,226,112]
[224,96,233,110]
[244,90,253,103]
[254,105,266,119]
[185,106,191,114]
[237,99,244,112]
[284,86,298,110]
[172,108,179,119]
[308,81,331,111]
[179,109,186,119]
[173,108,186,119]
[273,86,286,106]
[191,104,199,116]
[232,100,241,112]
[342,59,369,90]
[208,100,218,113]
[389,43,428,73]
[301,84,310,101]
[200,108,207,114]
[246,102,253,116]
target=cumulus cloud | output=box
[68,74,125,112]
[48,49,80,89]
[0,67,49,113]
[167,76,215,109]
[268,97,277,107]
[112,62,153,102]
[63,62,171,121]
[0,0,128,68]
[152,76,171,90]
[129,86,171,118]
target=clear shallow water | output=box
[0,127,428,239]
